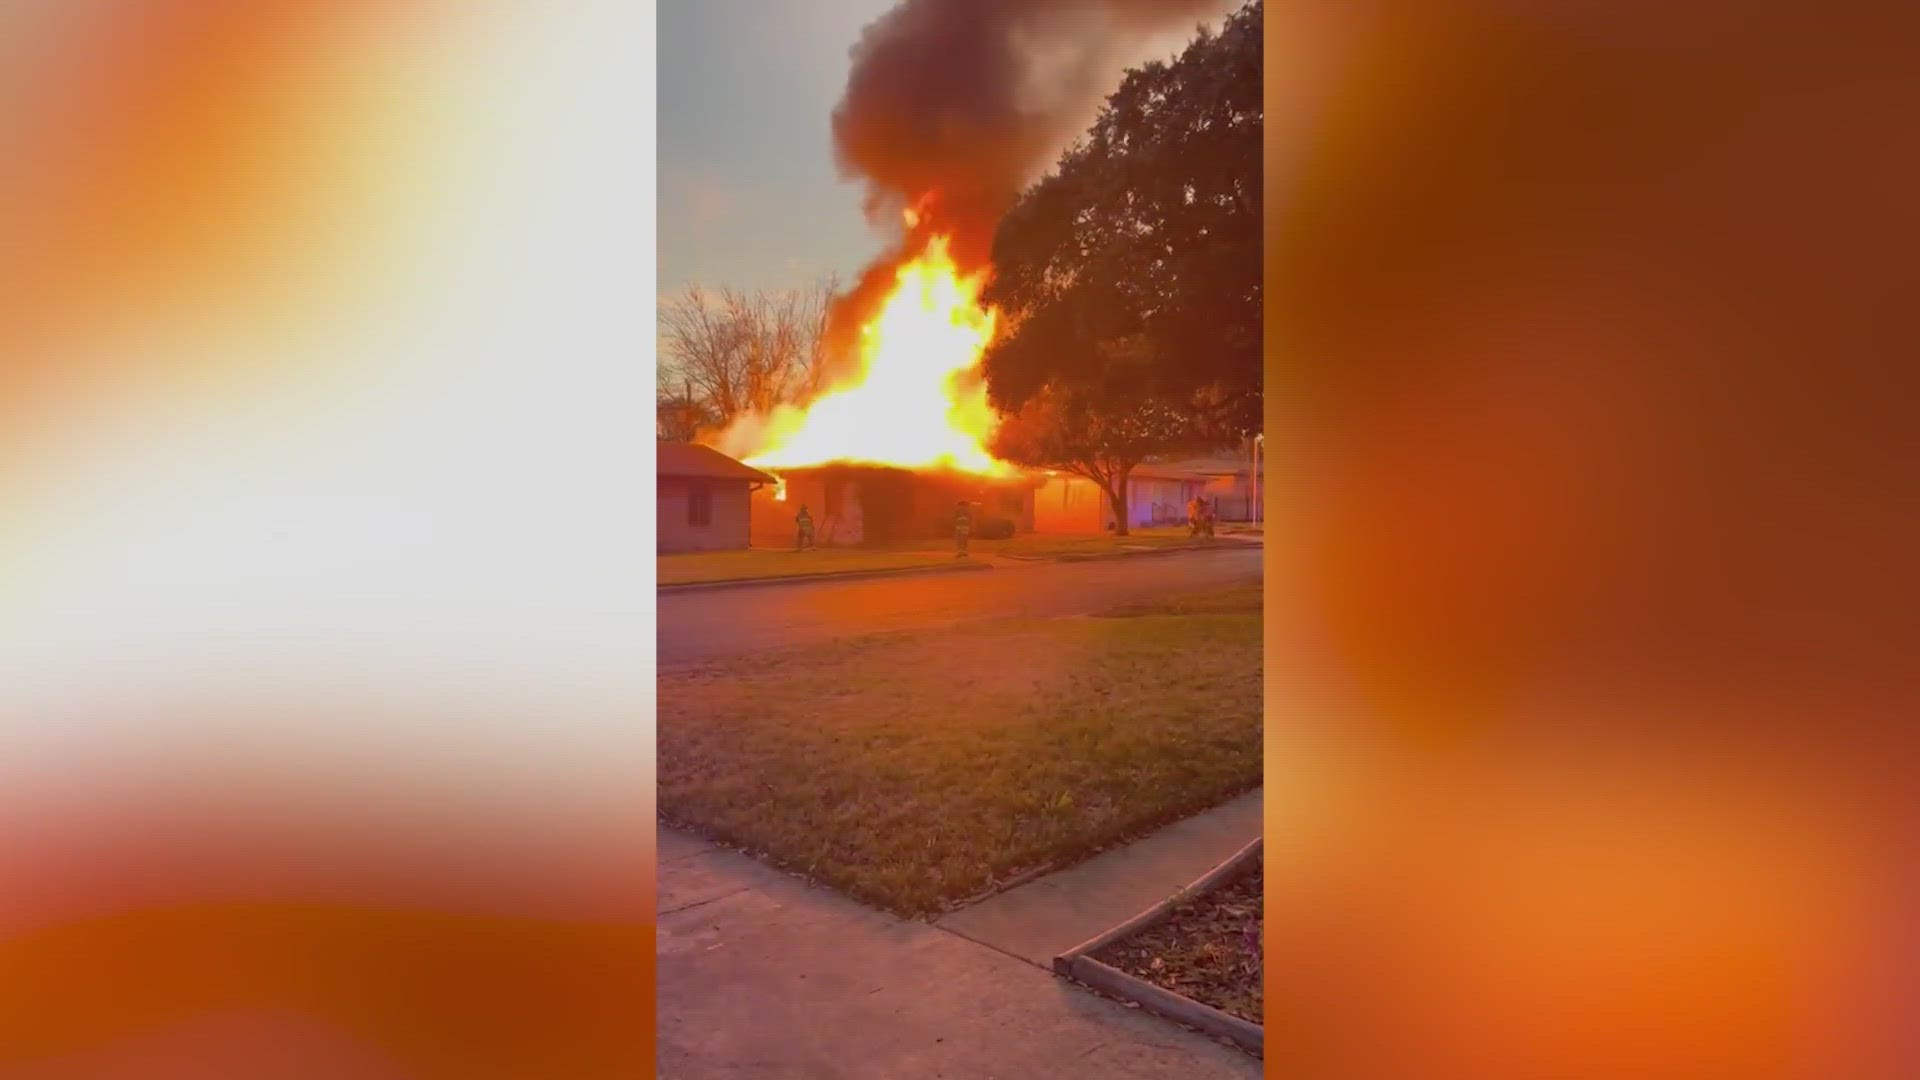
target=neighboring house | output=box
[1167,450,1265,522]
[1032,463,1210,534]
[658,442,777,553]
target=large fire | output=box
[720,235,1012,477]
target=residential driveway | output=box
[658,545,1262,667]
[657,830,1261,1080]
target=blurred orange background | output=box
[1,2,654,1075]
[1265,3,1917,1077]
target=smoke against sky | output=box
[820,0,1239,373]
[834,0,1230,256]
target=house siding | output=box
[750,466,1036,547]
[1196,471,1262,521]
[1125,475,1203,528]
[658,477,754,553]
[1033,473,1209,533]
[750,473,859,547]
[1033,475,1107,534]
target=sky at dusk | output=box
[658,0,900,298]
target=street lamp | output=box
[1252,433,1263,527]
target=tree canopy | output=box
[981,1,1261,435]
[981,1,1260,533]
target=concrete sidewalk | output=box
[657,828,1260,1080]
[936,788,1263,966]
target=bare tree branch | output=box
[657,275,839,440]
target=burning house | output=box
[750,464,1036,548]
[716,234,1033,546]
[701,0,1233,538]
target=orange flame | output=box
[721,235,1012,476]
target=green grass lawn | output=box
[656,584,1263,917]
[662,529,1236,584]
[658,547,959,586]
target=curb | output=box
[659,558,992,594]
[1002,539,1262,564]
[1054,548,1199,563]
[1063,956,1265,1058]
[1053,836,1264,1057]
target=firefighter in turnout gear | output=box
[1189,495,1216,539]
[954,500,972,557]
[795,504,815,550]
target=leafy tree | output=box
[982,2,1262,461]
[992,377,1210,536]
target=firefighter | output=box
[954,499,972,557]
[1188,495,1205,538]
[795,504,815,550]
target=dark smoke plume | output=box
[819,0,1236,373]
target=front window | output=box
[688,482,713,527]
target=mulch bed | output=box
[1090,860,1263,1024]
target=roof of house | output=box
[1129,462,1207,482]
[658,442,778,484]
[1034,463,1203,482]
[1163,455,1262,477]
